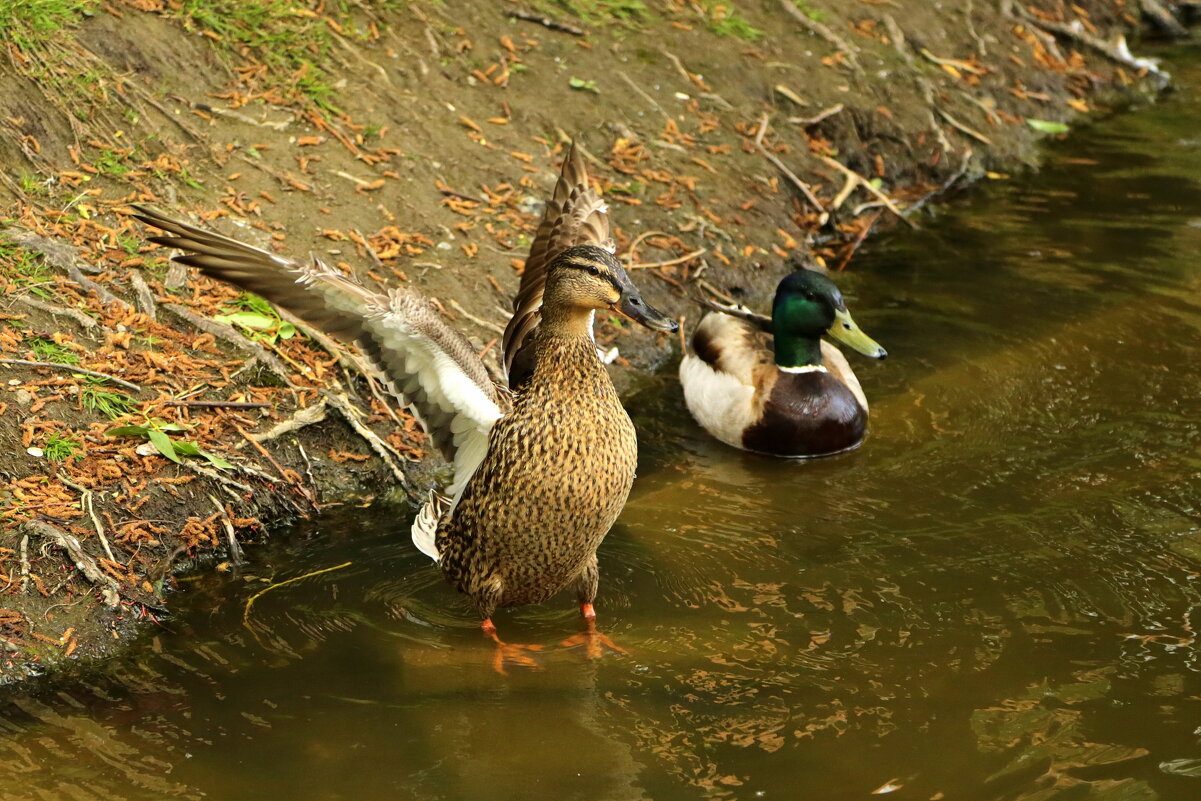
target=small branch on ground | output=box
[628,249,708,270]
[58,474,117,563]
[128,272,159,321]
[322,391,411,486]
[1016,5,1167,76]
[209,496,245,565]
[503,6,586,36]
[617,71,672,122]
[167,400,272,409]
[22,520,121,608]
[818,156,916,228]
[789,104,844,127]
[0,359,141,392]
[253,402,329,444]
[13,295,99,330]
[937,109,993,145]
[1139,0,1189,38]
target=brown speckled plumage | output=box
[437,329,636,618]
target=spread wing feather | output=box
[501,141,613,386]
[132,205,503,499]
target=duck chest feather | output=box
[742,370,867,457]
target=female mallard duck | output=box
[133,143,676,668]
[679,269,886,458]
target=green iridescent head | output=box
[771,269,887,368]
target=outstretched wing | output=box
[132,205,503,496]
[501,141,614,387]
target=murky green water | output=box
[6,49,1201,801]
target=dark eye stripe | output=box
[565,258,623,294]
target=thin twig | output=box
[19,535,29,595]
[789,103,844,127]
[617,70,671,121]
[448,299,506,335]
[834,210,884,272]
[0,359,141,392]
[58,474,116,562]
[818,155,916,228]
[209,495,244,566]
[167,400,271,409]
[628,249,708,269]
[753,114,827,221]
[937,108,993,145]
[777,0,862,72]
[503,6,586,36]
[624,229,674,265]
[181,460,252,501]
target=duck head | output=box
[771,269,886,368]
[544,245,678,334]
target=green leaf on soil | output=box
[147,429,181,464]
[213,311,277,330]
[1026,118,1070,134]
[569,77,600,94]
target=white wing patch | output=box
[360,302,502,559]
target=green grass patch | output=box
[81,381,137,420]
[789,0,826,22]
[44,432,84,463]
[93,148,132,178]
[173,0,378,112]
[0,0,99,51]
[0,238,56,300]
[27,336,78,365]
[0,238,50,281]
[699,2,762,41]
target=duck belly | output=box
[437,403,637,610]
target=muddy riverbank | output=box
[0,0,1190,681]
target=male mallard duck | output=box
[133,143,677,668]
[679,269,886,457]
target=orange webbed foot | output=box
[482,619,544,675]
[559,604,629,659]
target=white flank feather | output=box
[679,353,758,449]
[411,491,448,561]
